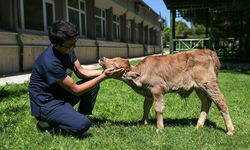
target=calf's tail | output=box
[210,50,221,76]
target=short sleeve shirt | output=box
[28,44,77,117]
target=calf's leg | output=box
[195,89,212,128]
[153,94,164,133]
[203,82,234,135]
[142,97,153,124]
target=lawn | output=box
[0,67,250,150]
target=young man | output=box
[28,20,123,136]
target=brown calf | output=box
[99,49,234,135]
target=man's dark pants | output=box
[37,80,100,135]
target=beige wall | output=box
[154,46,161,54]
[0,46,19,75]
[0,32,19,75]
[145,45,154,55]
[22,46,46,71]
[128,44,144,57]
[99,41,128,58]
[75,39,97,64]
[21,34,49,71]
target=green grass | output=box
[1,68,250,150]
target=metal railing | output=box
[173,38,209,52]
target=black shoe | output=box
[36,121,55,134]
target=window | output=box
[20,0,55,32]
[135,23,139,43]
[149,28,153,44]
[127,20,131,42]
[44,0,55,29]
[145,27,149,44]
[112,15,120,41]
[148,28,151,44]
[95,7,106,39]
[67,0,86,36]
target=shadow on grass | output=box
[220,62,250,75]
[91,117,226,133]
[48,130,94,140]
[220,69,250,75]
[0,119,19,133]
[0,87,28,102]
[0,103,28,116]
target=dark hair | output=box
[48,20,79,45]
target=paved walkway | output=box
[0,55,150,86]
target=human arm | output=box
[57,73,106,96]
[73,59,102,79]
[57,67,123,96]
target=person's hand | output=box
[103,68,125,79]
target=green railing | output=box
[171,37,250,61]
[173,38,210,53]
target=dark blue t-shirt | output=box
[28,44,77,117]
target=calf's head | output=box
[99,57,141,84]
[99,57,131,71]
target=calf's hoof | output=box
[195,123,204,129]
[227,131,233,135]
[156,128,164,133]
[140,119,148,125]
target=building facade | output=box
[0,0,163,75]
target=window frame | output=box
[95,7,106,39]
[135,23,139,43]
[127,20,132,42]
[66,0,87,37]
[20,0,55,33]
[43,0,55,32]
[112,15,120,41]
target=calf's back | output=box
[131,49,220,96]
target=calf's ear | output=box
[124,71,140,80]
[124,71,142,87]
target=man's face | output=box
[55,38,77,54]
